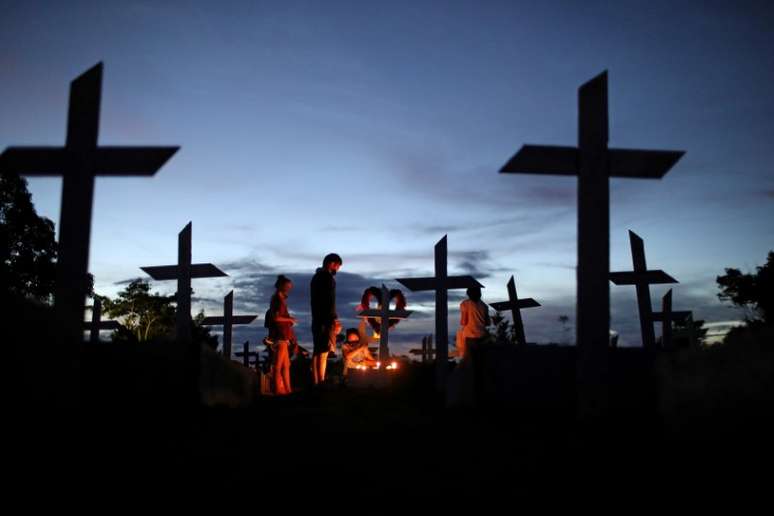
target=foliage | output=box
[716,251,774,325]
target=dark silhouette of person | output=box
[310,253,342,386]
[268,275,297,395]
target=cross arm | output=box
[358,309,413,319]
[489,298,540,312]
[608,149,685,179]
[0,146,179,176]
[141,263,228,280]
[0,147,67,175]
[446,276,485,289]
[499,145,579,176]
[609,270,678,285]
[201,315,257,326]
[95,146,179,175]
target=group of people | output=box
[263,253,343,395]
[263,252,494,397]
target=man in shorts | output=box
[310,253,342,386]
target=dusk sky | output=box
[2,0,772,352]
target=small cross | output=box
[84,296,121,344]
[609,230,678,350]
[234,341,260,369]
[409,335,435,363]
[650,289,692,350]
[140,222,226,405]
[489,275,541,346]
[201,291,257,360]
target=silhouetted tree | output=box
[490,311,517,346]
[1,172,93,302]
[1,172,58,301]
[98,278,218,348]
[98,279,175,342]
[716,251,774,325]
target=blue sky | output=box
[2,0,772,352]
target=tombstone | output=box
[489,275,541,346]
[397,236,483,391]
[358,284,412,361]
[234,341,260,369]
[141,222,227,405]
[651,289,691,350]
[609,230,678,350]
[201,290,258,360]
[498,71,684,416]
[0,63,178,352]
[84,297,121,344]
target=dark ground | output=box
[7,299,773,501]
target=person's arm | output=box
[270,296,295,324]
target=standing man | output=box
[310,253,342,386]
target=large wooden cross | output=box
[499,71,684,410]
[84,297,120,344]
[358,284,412,361]
[489,275,541,346]
[651,289,692,350]
[141,222,226,405]
[609,230,678,350]
[201,290,257,361]
[397,236,483,390]
[0,63,178,348]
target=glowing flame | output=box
[386,361,398,370]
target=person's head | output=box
[345,328,360,344]
[322,253,343,275]
[466,287,482,302]
[275,274,293,295]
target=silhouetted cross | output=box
[489,275,541,346]
[651,289,692,350]
[84,297,120,344]
[409,335,434,363]
[358,284,412,361]
[499,71,683,407]
[141,222,227,344]
[201,291,257,360]
[141,222,226,405]
[0,63,178,347]
[397,235,483,390]
[609,230,678,350]
[234,341,260,368]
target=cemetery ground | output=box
[9,296,773,498]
